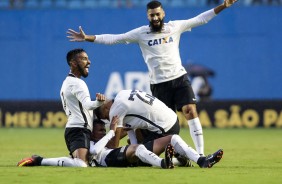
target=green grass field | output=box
[0,128,281,184]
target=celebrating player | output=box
[93,89,223,168]
[17,117,175,169]
[89,118,174,169]
[67,0,238,156]
[17,48,106,167]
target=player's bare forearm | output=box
[106,127,122,149]
[119,129,128,139]
[214,0,237,14]
[85,35,96,42]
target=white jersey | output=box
[95,9,216,84]
[90,144,113,167]
[109,89,177,134]
[89,130,115,167]
[60,73,103,131]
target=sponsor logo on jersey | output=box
[148,36,173,46]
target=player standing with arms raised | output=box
[67,0,237,156]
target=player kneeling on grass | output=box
[17,118,223,168]
[17,118,173,169]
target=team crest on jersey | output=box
[148,36,173,46]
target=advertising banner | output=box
[1,100,281,128]
[0,101,66,128]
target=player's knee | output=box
[171,134,181,147]
[136,144,146,153]
[73,158,88,167]
[182,104,198,119]
[127,144,139,156]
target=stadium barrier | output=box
[0,100,281,128]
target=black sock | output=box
[197,157,206,167]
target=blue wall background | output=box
[0,5,281,100]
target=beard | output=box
[78,64,89,78]
[149,18,164,32]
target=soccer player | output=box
[16,117,174,169]
[16,117,222,168]
[93,90,223,168]
[60,48,107,167]
[18,48,107,168]
[89,118,174,169]
[67,0,238,156]
[94,89,180,148]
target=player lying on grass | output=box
[17,117,174,169]
[89,118,223,168]
[93,89,223,168]
[17,88,223,168]
[89,118,174,168]
[94,89,194,167]
[17,118,222,168]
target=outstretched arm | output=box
[179,0,238,31]
[67,26,96,42]
[214,0,238,14]
[67,26,138,44]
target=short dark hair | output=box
[66,48,85,66]
[93,118,105,126]
[147,0,162,10]
[94,107,102,120]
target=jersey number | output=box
[61,92,71,116]
[128,90,155,105]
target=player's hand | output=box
[110,115,119,131]
[96,93,106,102]
[224,0,238,7]
[67,26,86,42]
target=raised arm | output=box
[179,0,237,31]
[67,26,138,44]
[104,116,122,149]
[214,0,238,14]
[89,115,119,155]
